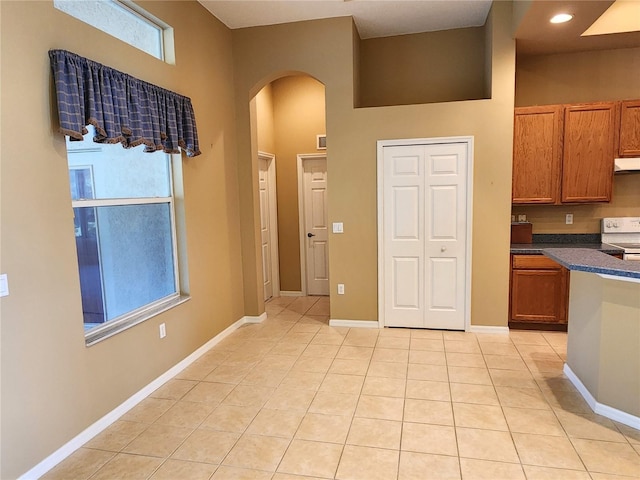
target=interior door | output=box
[259,156,274,300]
[382,141,468,330]
[302,157,329,295]
[382,145,425,327]
[424,143,468,329]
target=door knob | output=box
[307,233,316,238]
[441,246,446,252]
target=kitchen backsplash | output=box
[512,175,640,233]
[532,233,601,244]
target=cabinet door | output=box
[562,102,617,203]
[510,267,568,324]
[512,106,563,204]
[619,100,640,157]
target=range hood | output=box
[614,157,640,173]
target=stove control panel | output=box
[602,217,640,233]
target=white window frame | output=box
[53,0,175,63]
[69,153,188,346]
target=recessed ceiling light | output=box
[550,13,574,24]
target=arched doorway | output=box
[252,74,328,302]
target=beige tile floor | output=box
[44,296,640,480]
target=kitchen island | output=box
[508,240,623,331]
[542,248,640,429]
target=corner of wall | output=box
[352,18,361,108]
[512,0,533,37]
[488,0,516,103]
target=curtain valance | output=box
[49,49,201,157]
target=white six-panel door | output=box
[383,145,425,327]
[302,157,330,295]
[381,140,470,330]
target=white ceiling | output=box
[198,0,640,54]
[198,0,493,39]
[515,0,640,55]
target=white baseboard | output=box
[243,312,267,323]
[467,325,510,334]
[330,319,380,328]
[564,364,640,430]
[19,313,265,480]
[279,291,303,297]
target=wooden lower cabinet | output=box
[509,254,569,331]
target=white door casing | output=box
[258,152,280,301]
[378,138,473,330]
[298,154,329,296]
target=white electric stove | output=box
[601,217,640,261]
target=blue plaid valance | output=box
[49,49,201,157]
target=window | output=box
[53,0,173,62]
[67,126,186,344]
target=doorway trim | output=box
[258,151,280,298]
[376,136,474,331]
[297,153,328,295]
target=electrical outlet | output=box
[566,213,574,225]
[511,215,516,222]
[159,323,166,338]
[517,214,527,222]
[337,283,345,295]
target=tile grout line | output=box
[443,335,464,480]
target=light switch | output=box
[332,222,344,234]
[0,274,9,297]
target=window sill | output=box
[85,295,190,346]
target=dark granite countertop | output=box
[542,248,640,281]
[510,243,623,255]
[510,233,624,255]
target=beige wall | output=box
[359,27,487,107]
[0,1,245,478]
[256,83,276,153]
[232,17,355,317]
[515,47,640,106]
[233,2,516,323]
[513,47,640,232]
[513,175,640,234]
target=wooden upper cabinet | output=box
[561,102,617,203]
[619,100,640,157]
[512,106,563,204]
